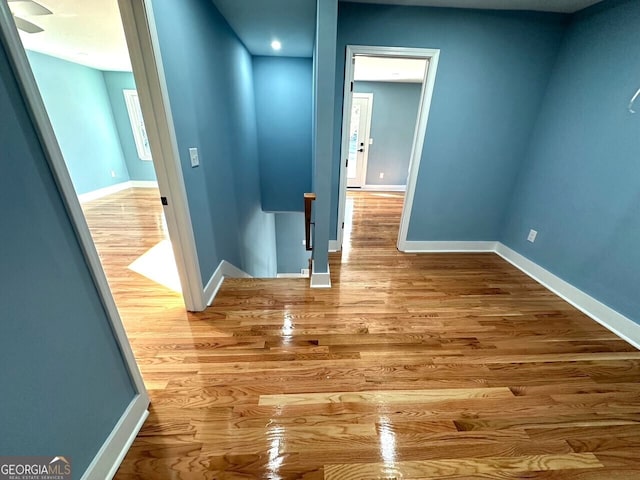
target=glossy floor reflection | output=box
[114,190,640,479]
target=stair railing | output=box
[304,193,316,252]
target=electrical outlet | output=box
[110,170,116,178]
[189,147,199,167]
[527,229,538,243]
[379,172,384,179]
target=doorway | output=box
[337,46,440,251]
[6,2,186,338]
[347,93,373,188]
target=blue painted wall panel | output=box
[103,71,157,182]
[501,0,640,324]
[228,46,278,277]
[275,212,311,273]
[334,4,568,241]
[151,0,276,280]
[253,56,313,212]
[313,0,338,274]
[26,51,131,194]
[354,81,422,186]
[0,42,135,477]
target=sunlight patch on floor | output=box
[128,240,182,293]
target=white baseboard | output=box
[130,180,158,188]
[277,273,308,278]
[359,184,407,192]
[78,181,158,203]
[204,260,252,306]
[329,240,340,252]
[495,243,640,350]
[310,260,331,288]
[78,182,131,203]
[398,240,498,253]
[81,394,149,480]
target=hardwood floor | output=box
[87,189,640,479]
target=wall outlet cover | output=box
[379,172,384,179]
[527,229,538,243]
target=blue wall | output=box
[354,81,422,186]
[103,71,157,182]
[502,0,640,324]
[313,0,338,274]
[334,4,568,241]
[253,57,313,212]
[275,212,311,273]
[27,51,131,195]
[0,43,135,477]
[151,0,276,280]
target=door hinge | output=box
[160,196,168,206]
[350,81,353,92]
[345,158,348,167]
[342,222,344,229]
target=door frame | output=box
[336,45,440,250]
[347,92,373,188]
[0,2,151,477]
[119,0,206,311]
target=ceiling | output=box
[10,0,604,72]
[354,56,428,83]
[211,0,317,57]
[14,0,131,71]
[342,0,603,14]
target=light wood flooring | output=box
[85,189,640,479]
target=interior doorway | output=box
[347,93,373,188]
[7,1,185,332]
[337,46,440,252]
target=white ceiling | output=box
[14,0,131,71]
[342,0,603,14]
[354,56,428,83]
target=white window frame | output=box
[123,89,152,161]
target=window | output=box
[123,89,152,161]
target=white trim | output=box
[78,181,159,204]
[358,185,407,192]
[495,243,640,350]
[119,0,205,311]
[81,396,149,480]
[204,260,252,306]
[336,46,440,252]
[328,240,340,252]
[399,241,498,253]
[129,180,158,188]
[310,261,331,288]
[0,0,148,400]
[277,273,308,278]
[122,89,153,161]
[78,182,132,203]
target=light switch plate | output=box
[527,229,538,243]
[189,147,199,167]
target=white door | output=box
[347,93,372,188]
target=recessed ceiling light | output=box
[271,40,282,51]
